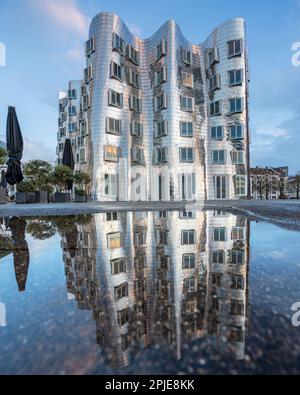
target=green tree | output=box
[23,160,54,193]
[52,165,74,193]
[74,171,91,195]
[0,147,7,166]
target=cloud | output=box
[23,137,56,164]
[29,0,90,38]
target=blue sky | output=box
[0,0,299,173]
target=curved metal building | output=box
[57,13,250,201]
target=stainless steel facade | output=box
[57,13,250,201]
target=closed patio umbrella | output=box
[62,138,74,191]
[1,170,7,189]
[5,107,24,185]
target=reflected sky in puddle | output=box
[0,211,300,375]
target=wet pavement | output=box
[0,209,300,375]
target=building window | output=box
[229,326,244,343]
[181,230,195,245]
[213,227,226,242]
[106,117,122,135]
[113,33,125,55]
[129,68,140,88]
[155,94,167,111]
[179,173,196,200]
[231,275,244,290]
[232,227,245,241]
[155,66,167,86]
[182,300,197,315]
[130,121,143,138]
[134,230,147,247]
[108,89,123,108]
[230,124,244,140]
[111,258,127,275]
[131,147,145,165]
[155,120,168,138]
[229,98,243,114]
[129,94,142,113]
[235,175,246,196]
[84,64,93,83]
[182,254,195,269]
[80,148,86,164]
[86,36,95,57]
[180,211,196,219]
[68,89,77,99]
[210,100,221,116]
[126,45,140,65]
[104,174,118,197]
[211,297,221,312]
[181,96,193,112]
[157,230,168,246]
[212,273,222,287]
[182,47,192,65]
[229,69,243,86]
[231,151,244,165]
[82,94,90,111]
[68,106,77,116]
[183,277,196,293]
[230,250,245,264]
[180,147,194,163]
[111,61,123,81]
[209,74,221,91]
[230,300,245,316]
[228,39,243,58]
[212,150,226,164]
[208,46,219,67]
[182,71,193,88]
[107,232,122,249]
[211,126,223,140]
[68,122,77,133]
[135,256,147,271]
[154,147,168,164]
[104,145,119,162]
[157,38,166,60]
[117,308,130,326]
[212,250,225,264]
[106,212,118,221]
[180,122,193,137]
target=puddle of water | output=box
[0,211,300,375]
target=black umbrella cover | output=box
[1,170,7,189]
[62,138,74,191]
[5,107,24,185]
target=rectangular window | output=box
[210,100,221,116]
[86,36,95,57]
[235,175,246,196]
[182,300,197,315]
[80,148,86,164]
[182,47,192,65]
[131,147,145,165]
[232,227,245,241]
[230,124,244,140]
[155,66,167,86]
[228,39,243,58]
[229,98,243,114]
[212,150,226,164]
[211,126,223,140]
[183,277,196,293]
[68,122,77,133]
[117,308,130,327]
[155,94,167,111]
[82,94,90,111]
[179,173,196,200]
[208,46,219,67]
[84,64,93,82]
[111,61,123,81]
[107,232,122,249]
[155,120,168,138]
[154,147,168,164]
[106,117,122,135]
[231,151,244,165]
[230,250,245,265]
[129,95,142,113]
[213,227,226,242]
[113,33,125,55]
[209,74,221,91]
[129,68,140,88]
[180,211,196,219]
[134,230,147,247]
[182,254,195,269]
[104,174,118,197]
[106,212,118,221]
[157,230,169,246]
[181,230,195,245]
[212,250,225,264]
[104,145,119,162]
[130,121,143,138]
[230,300,245,316]
[127,45,140,65]
[231,275,244,290]
[212,273,222,287]
[157,39,166,60]
[68,89,77,99]
[229,69,243,86]
[180,147,194,163]
[111,258,126,275]
[182,71,194,88]
[68,106,77,116]
[181,96,193,112]
[180,122,193,137]
[229,326,244,343]
[108,89,123,108]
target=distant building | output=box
[250,166,289,200]
[288,176,300,199]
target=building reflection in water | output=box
[61,210,250,369]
